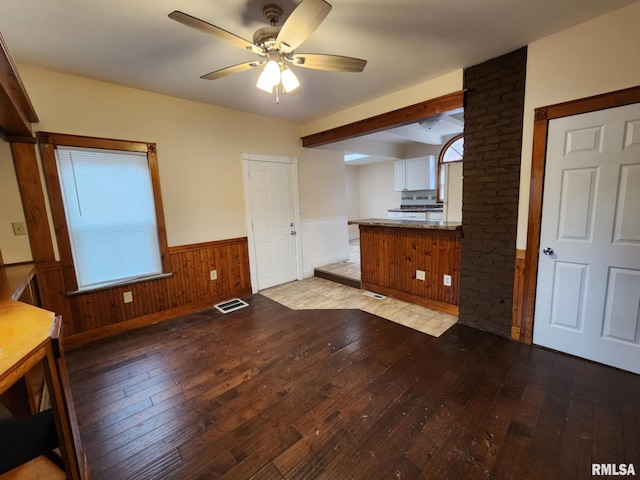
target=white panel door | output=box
[533,103,640,374]
[248,161,297,290]
[443,162,463,223]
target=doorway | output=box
[521,85,640,373]
[242,153,302,292]
[533,102,640,374]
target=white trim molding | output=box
[241,152,302,293]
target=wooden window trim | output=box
[37,132,170,292]
[436,133,463,203]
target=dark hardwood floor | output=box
[65,294,640,479]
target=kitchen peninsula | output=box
[349,219,462,315]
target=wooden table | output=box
[0,265,86,479]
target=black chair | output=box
[0,409,61,474]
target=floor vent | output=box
[214,298,249,314]
[363,291,386,300]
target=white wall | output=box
[403,142,441,159]
[300,216,349,277]
[298,147,347,219]
[4,65,347,275]
[345,166,360,239]
[19,65,304,247]
[297,147,350,273]
[357,161,398,219]
[0,141,32,263]
[301,70,464,136]
[518,1,640,249]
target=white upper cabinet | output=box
[405,157,431,190]
[394,155,436,191]
[394,160,406,191]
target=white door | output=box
[248,160,298,290]
[443,162,463,223]
[533,103,640,374]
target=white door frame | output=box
[241,152,303,293]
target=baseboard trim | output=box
[65,288,252,348]
[361,282,459,316]
[314,269,361,289]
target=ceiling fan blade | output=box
[200,61,262,80]
[290,54,367,72]
[275,0,332,53]
[169,11,262,54]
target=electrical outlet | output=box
[12,222,27,236]
[443,274,452,286]
[123,291,133,303]
[416,270,426,281]
[210,269,218,281]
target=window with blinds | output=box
[55,146,163,290]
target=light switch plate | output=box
[123,291,133,303]
[210,269,218,281]
[12,222,27,236]
[443,274,452,286]
[416,270,426,281]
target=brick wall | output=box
[459,47,527,337]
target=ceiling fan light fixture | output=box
[419,118,441,130]
[281,66,300,93]
[170,0,366,102]
[256,59,281,93]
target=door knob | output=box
[290,230,297,236]
[542,247,554,256]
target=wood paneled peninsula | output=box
[349,219,462,315]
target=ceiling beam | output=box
[301,90,464,148]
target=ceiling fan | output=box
[169,0,366,100]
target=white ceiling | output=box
[335,111,465,165]
[0,0,635,124]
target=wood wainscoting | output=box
[359,225,461,315]
[510,249,526,341]
[36,237,251,347]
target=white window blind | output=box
[55,146,162,290]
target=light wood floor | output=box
[261,277,457,337]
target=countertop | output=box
[387,206,443,212]
[1,263,56,389]
[349,218,462,231]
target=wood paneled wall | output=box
[37,237,251,346]
[359,225,460,314]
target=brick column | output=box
[460,47,527,337]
